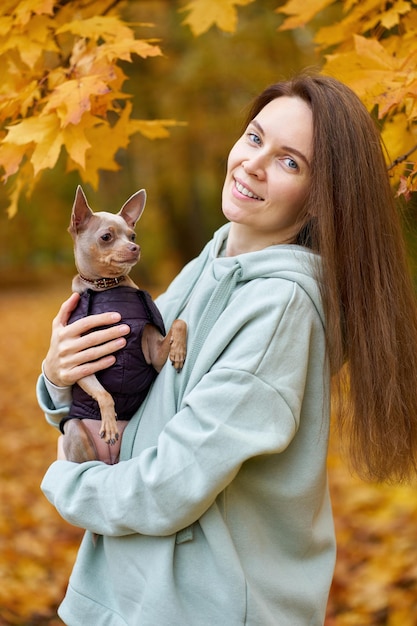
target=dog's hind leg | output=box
[63,418,98,463]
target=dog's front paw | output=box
[169,319,187,372]
[99,420,120,446]
[169,348,186,372]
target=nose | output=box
[242,153,266,179]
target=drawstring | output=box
[173,260,242,546]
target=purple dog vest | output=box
[66,286,166,423]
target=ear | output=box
[118,189,146,228]
[69,185,94,235]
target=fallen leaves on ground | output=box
[326,441,417,625]
[0,285,417,625]
[0,285,82,626]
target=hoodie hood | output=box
[207,223,324,324]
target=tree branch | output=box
[387,143,417,171]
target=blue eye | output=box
[248,132,262,145]
[284,157,298,170]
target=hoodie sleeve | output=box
[41,280,325,537]
[36,374,71,429]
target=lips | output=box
[234,179,264,201]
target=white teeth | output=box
[235,181,263,200]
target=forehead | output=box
[253,96,313,161]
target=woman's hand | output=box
[43,292,130,387]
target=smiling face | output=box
[222,96,313,255]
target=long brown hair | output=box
[247,73,417,483]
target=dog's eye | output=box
[101,233,112,242]
[130,233,136,242]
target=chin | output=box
[222,198,242,223]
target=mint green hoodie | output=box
[40,223,335,625]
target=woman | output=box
[38,74,417,625]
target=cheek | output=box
[226,142,244,172]
[284,177,310,207]
[270,180,309,225]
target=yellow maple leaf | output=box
[352,35,396,71]
[128,119,187,140]
[314,0,385,50]
[0,15,13,37]
[4,114,53,146]
[67,116,125,188]
[379,84,414,119]
[4,113,63,175]
[380,0,411,29]
[181,0,255,36]
[74,131,120,189]
[43,76,110,126]
[382,112,417,182]
[95,39,162,64]
[0,75,40,122]
[18,15,59,67]
[12,0,54,27]
[277,0,334,31]
[66,102,184,187]
[0,141,27,181]
[114,100,185,141]
[5,177,24,218]
[56,16,134,42]
[322,36,416,117]
[62,122,92,169]
[30,116,64,175]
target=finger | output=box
[67,337,127,369]
[63,325,130,357]
[70,355,118,381]
[52,293,81,328]
[67,311,124,337]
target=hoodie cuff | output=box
[41,360,72,409]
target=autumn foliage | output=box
[2,2,417,624]
[0,0,179,217]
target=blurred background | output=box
[1,2,417,625]
[0,0,324,290]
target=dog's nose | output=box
[129,243,140,253]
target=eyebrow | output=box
[250,119,310,168]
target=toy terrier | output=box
[61,186,186,464]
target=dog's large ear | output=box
[119,189,146,228]
[69,185,94,235]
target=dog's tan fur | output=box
[63,186,186,462]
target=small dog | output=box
[61,186,187,464]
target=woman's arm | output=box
[42,367,298,537]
